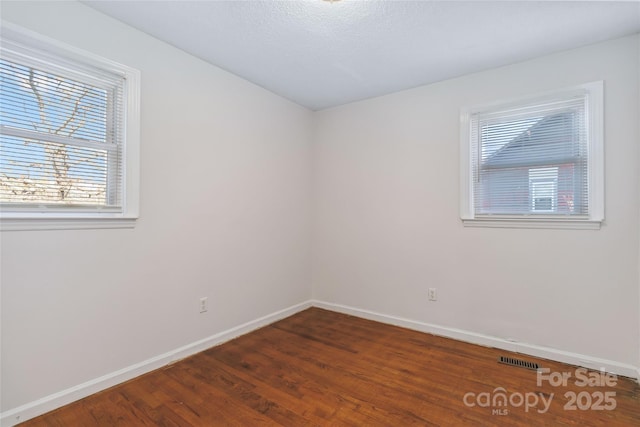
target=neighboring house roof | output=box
[484,112,581,169]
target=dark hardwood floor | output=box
[21,307,640,426]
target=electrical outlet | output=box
[199,297,208,313]
[428,288,437,301]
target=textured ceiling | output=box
[83,1,640,111]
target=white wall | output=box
[1,1,312,413]
[312,35,640,367]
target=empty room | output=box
[1,0,640,425]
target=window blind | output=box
[469,95,589,217]
[0,50,125,212]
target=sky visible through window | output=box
[0,58,111,204]
[480,117,542,161]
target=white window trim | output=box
[459,82,604,230]
[0,22,140,231]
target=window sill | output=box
[0,216,137,231]
[461,218,602,230]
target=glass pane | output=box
[474,105,587,216]
[0,58,115,206]
[0,135,108,205]
[0,59,109,143]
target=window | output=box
[460,82,603,229]
[529,167,558,213]
[0,23,140,231]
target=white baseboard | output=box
[0,300,312,427]
[312,300,640,380]
[4,298,638,426]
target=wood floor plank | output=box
[19,307,640,426]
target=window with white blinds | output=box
[460,82,604,229]
[0,23,140,230]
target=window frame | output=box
[459,82,604,230]
[0,22,140,231]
